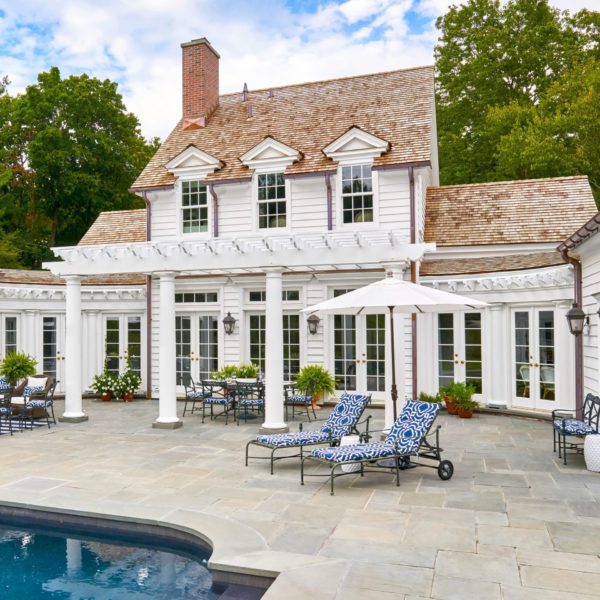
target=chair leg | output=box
[563,435,567,465]
[395,456,401,486]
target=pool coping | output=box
[0,499,348,599]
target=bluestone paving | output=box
[0,399,599,598]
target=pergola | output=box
[44,230,435,431]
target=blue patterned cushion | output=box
[0,406,10,414]
[204,396,230,406]
[386,401,440,447]
[320,393,370,437]
[286,394,312,405]
[312,442,397,461]
[256,430,333,447]
[553,418,596,435]
[238,398,264,406]
[0,377,10,392]
[187,390,208,400]
[26,399,51,409]
[23,385,44,399]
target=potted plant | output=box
[439,381,459,414]
[212,365,238,380]
[0,352,37,386]
[418,391,442,404]
[454,382,478,418]
[119,370,141,402]
[295,365,336,410]
[235,363,259,378]
[91,370,117,401]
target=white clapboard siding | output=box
[580,236,600,395]
[305,282,326,366]
[218,182,253,236]
[150,277,161,396]
[416,167,431,244]
[150,189,176,241]
[222,282,242,366]
[290,178,329,232]
[378,170,410,240]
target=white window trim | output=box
[176,177,212,240]
[252,171,292,233]
[335,161,379,230]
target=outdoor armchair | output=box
[23,378,57,429]
[246,392,372,474]
[235,381,265,425]
[201,379,235,424]
[284,379,316,422]
[182,376,208,416]
[0,377,14,435]
[553,393,600,465]
[301,400,454,495]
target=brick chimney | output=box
[181,38,220,130]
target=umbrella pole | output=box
[389,305,398,422]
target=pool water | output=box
[0,528,220,599]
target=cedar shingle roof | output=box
[79,209,147,246]
[0,270,145,286]
[132,66,435,189]
[421,252,564,276]
[424,176,597,247]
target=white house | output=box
[1,36,591,429]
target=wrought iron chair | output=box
[182,376,208,416]
[284,379,316,421]
[201,379,235,424]
[553,393,600,465]
[0,377,14,435]
[23,379,57,429]
[246,392,372,474]
[301,400,453,495]
[235,381,264,425]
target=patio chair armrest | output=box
[28,391,47,400]
[353,415,372,441]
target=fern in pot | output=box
[295,365,336,410]
[0,352,37,387]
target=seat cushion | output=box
[0,377,10,392]
[11,397,25,405]
[553,418,596,435]
[320,393,370,437]
[204,396,230,406]
[23,385,44,399]
[312,442,398,462]
[25,399,51,409]
[256,431,332,447]
[286,394,312,405]
[238,398,264,406]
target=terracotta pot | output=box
[122,391,134,402]
[445,397,457,414]
[101,391,113,402]
[457,407,473,418]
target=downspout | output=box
[325,173,333,231]
[209,183,219,237]
[142,191,152,400]
[408,166,418,399]
[560,247,583,414]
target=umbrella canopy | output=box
[301,275,488,316]
[302,275,488,424]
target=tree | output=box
[435,0,600,199]
[0,68,159,267]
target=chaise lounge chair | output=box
[301,400,454,495]
[245,392,372,474]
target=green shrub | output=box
[418,391,442,403]
[0,352,37,385]
[296,365,336,398]
[236,363,259,378]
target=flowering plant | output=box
[118,370,141,394]
[90,371,118,395]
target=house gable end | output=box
[323,126,390,162]
[240,137,301,172]
[165,145,223,179]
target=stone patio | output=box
[0,399,599,599]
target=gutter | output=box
[142,191,153,400]
[325,173,333,231]
[208,183,219,238]
[560,246,583,414]
[409,166,418,399]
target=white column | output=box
[61,276,87,422]
[153,272,182,429]
[261,268,288,432]
[487,304,509,407]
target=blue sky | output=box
[0,0,596,139]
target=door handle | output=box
[460,360,465,364]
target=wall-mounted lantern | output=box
[223,312,236,335]
[307,314,320,335]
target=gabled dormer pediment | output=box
[240,136,301,171]
[165,145,223,178]
[323,126,390,161]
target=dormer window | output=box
[182,180,209,233]
[342,165,373,223]
[258,172,286,229]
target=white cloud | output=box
[0,0,597,139]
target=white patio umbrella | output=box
[302,273,488,422]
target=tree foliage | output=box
[0,68,159,268]
[435,0,600,200]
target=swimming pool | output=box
[0,508,268,600]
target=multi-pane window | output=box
[105,318,120,376]
[257,173,286,229]
[176,316,192,386]
[249,314,300,378]
[43,317,57,380]
[4,317,17,355]
[464,313,482,394]
[175,292,218,304]
[341,164,373,224]
[181,180,208,234]
[248,290,300,302]
[438,314,454,389]
[366,314,385,392]
[334,315,356,391]
[127,316,142,376]
[198,316,219,380]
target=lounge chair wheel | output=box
[438,460,454,481]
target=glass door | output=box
[513,308,555,409]
[42,316,65,392]
[437,312,484,398]
[104,316,143,381]
[176,313,219,390]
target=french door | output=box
[42,316,65,392]
[437,312,484,398]
[512,308,555,409]
[175,313,219,387]
[333,313,386,400]
[104,316,143,380]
